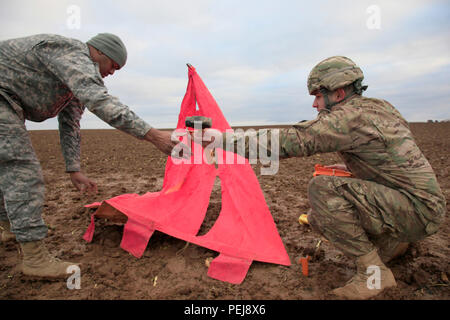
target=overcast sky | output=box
[1,0,449,130]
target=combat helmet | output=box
[307,56,367,109]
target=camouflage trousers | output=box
[307,175,428,257]
[0,97,47,242]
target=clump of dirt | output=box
[0,122,448,300]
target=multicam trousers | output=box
[0,96,47,242]
[307,175,429,257]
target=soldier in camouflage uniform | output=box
[0,33,178,279]
[207,56,446,299]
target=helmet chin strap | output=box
[320,88,336,111]
[320,80,368,110]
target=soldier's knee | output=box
[309,174,339,190]
[307,208,320,230]
[307,177,330,228]
[308,176,333,204]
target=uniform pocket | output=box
[0,125,37,162]
[0,132,15,162]
[4,191,32,202]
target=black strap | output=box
[320,80,368,110]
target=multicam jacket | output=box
[226,95,446,234]
[0,34,152,172]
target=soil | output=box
[0,122,449,300]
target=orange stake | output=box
[313,164,352,177]
[299,255,311,276]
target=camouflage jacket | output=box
[0,34,152,172]
[226,95,446,231]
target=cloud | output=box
[212,66,274,86]
[3,0,450,132]
[109,0,214,28]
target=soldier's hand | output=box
[325,164,348,171]
[144,128,178,156]
[69,172,98,195]
[189,128,217,149]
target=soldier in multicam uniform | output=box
[0,33,178,279]
[207,56,446,299]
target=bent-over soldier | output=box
[0,33,177,279]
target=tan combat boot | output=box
[331,249,397,300]
[20,240,78,279]
[379,241,409,264]
[371,234,409,264]
[0,220,16,243]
